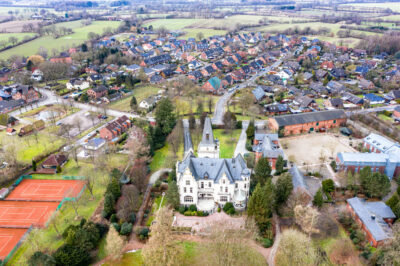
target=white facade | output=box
[177,156,250,212]
[197,117,220,159]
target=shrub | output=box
[56,165,62,173]
[189,204,197,212]
[138,227,149,240]
[130,213,136,224]
[120,222,133,235]
[112,223,121,232]
[196,211,204,216]
[330,160,337,171]
[261,238,273,248]
[29,251,56,266]
[103,193,115,219]
[110,214,118,223]
[223,202,235,215]
[154,179,161,188]
[322,179,335,193]
[217,207,221,212]
[183,211,192,216]
[236,120,243,129]
[178,205,186,214]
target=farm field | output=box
[182,28,227,39]
[0,32,36,46]
[340,2,400,12]
[0,7,59,16]
[0,20,121,59]
[0,20,40,33]
[144,15,302,32]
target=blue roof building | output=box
[363,93,385,104]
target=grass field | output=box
[109,85,161,112]
[145,15,294,33]
[0,32,36,46]
[0,20,121,59]
[182,28,227,39]
[340,2,400,12]
[213,129,241,158]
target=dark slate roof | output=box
[347,197,394,242]
[178,153,250,183]
[289,164,307,190]
[273,110,346,127]
[252,87,265,101]
[200,117,215,146]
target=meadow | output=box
[109,85,161,112]
[340,2,400,12]
[0,32,37,46]
[0,20,121,59]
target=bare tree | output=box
[167,120,183,158]
[294,205,320,237]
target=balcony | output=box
[198,187,213,193]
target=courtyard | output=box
[280,133,359,166]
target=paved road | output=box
[234,121,249,157]
[212,59,284,125]
[267,214,281,266]
[182,119,193,155]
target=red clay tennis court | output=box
[6,179,85,201]
[0,228,27,260]
[0,201,59,228]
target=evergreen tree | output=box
[130,96,137,110]
[165,181,180,209]
[275,155,285,175]
[275,173,293,207]
[155,98,176,136]
[189,115,196,130]
[247,181,275,232]
[386,194,400,209]
[312,188,324,208]
[32,160,37,171]
[107,177,121,199]
[103,193,115,218]
[29,251,56,266]
[359,167,390,198]
[254,157,271,186]
[27,60,33,71]
[246,120,255,142]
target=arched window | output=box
[184,196,193,203]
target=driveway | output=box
[173,212,246,233]
[234,120,249,157]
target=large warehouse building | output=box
[268,110,347,136]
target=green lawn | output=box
[213,129,241,158]
[102,241,197,266]
[182,28,227,39]
[144,19,201,31]
[0,20,121,59]
[146,195,166,226]
[109,85,161,112]
[149,144,170,172]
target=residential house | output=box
[293,95,315,109]
[253,133,284,169]
[42,154,68,169]
[139,96,157,111]
[252,87,266,102]
[0,99,24,114]
[359,78,375,90]
[99,115,132,141]
[66,79,89,90]
[202,77,223,93]
[31,69,43,81]
[364,93,385,105]
[324,98,343,109]
[12,85,39,103]
[265,103,289,115]
[330,68,346,79]
[87,85,108,99]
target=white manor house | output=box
[176,117,250,212]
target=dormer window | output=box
[206,133,209,140]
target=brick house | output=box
[99,115,131,141]
[12,85,39,103]
[42,154,68,169]
[87,85,108,99]
[347,197,395,247]
[253,133,283,169]
[268,110,346,136]
[393,106,400,120]
[202,77,222,93]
